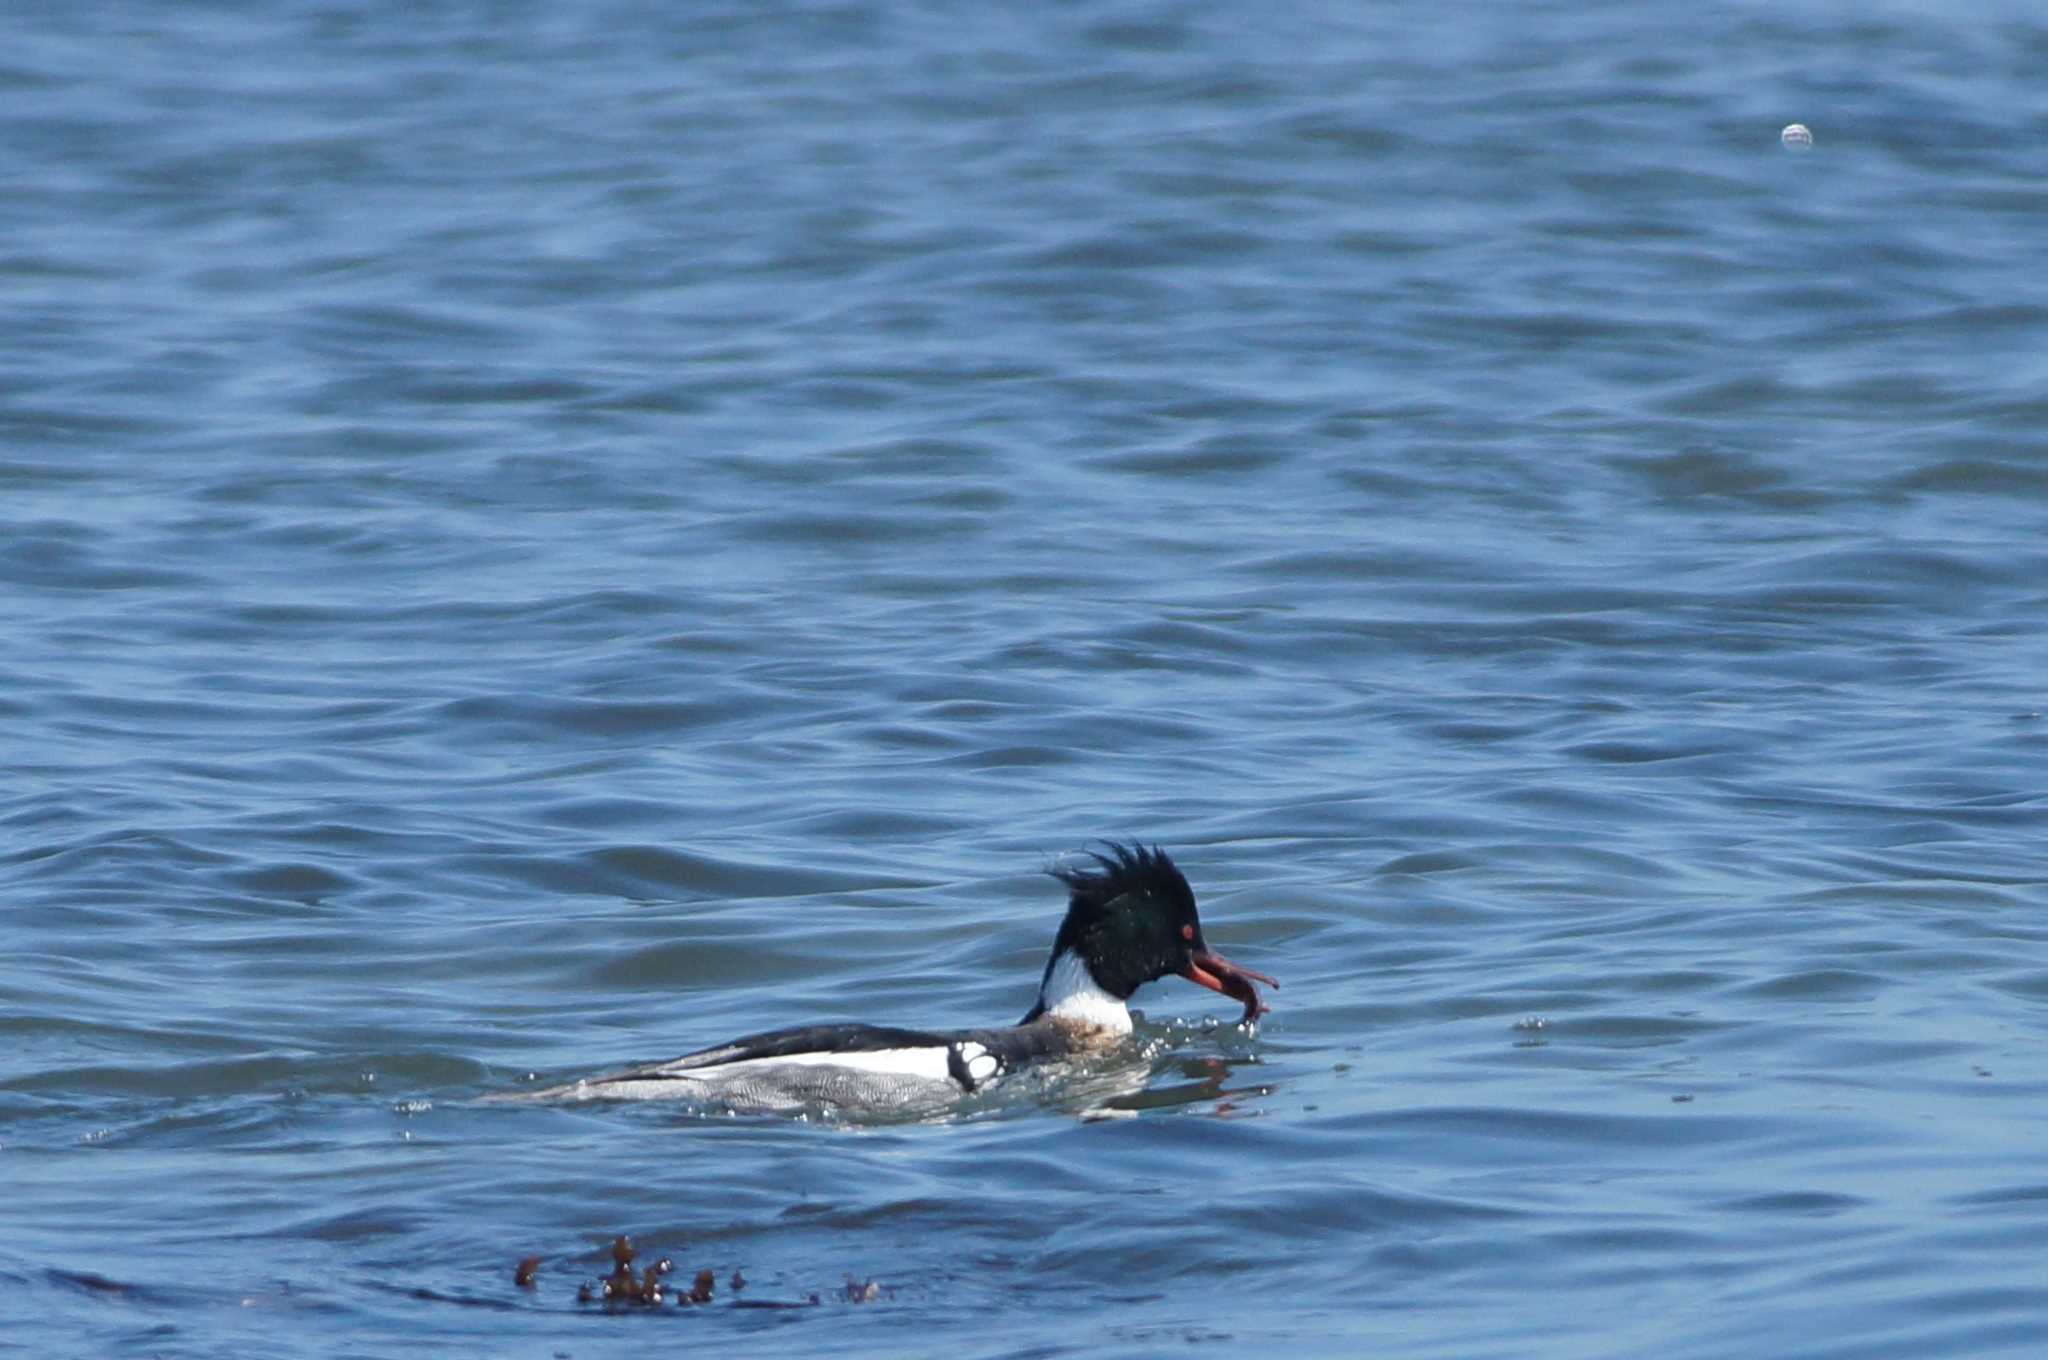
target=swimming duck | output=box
[510,842,1274,1115]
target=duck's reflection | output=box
[1069,1053,1276,1120]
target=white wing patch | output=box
[515,1044,965,1106]
[956,1041,1001,1084]
[721,1047,955,1081]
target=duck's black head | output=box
[1024,842,1274,1024]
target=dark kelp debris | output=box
[578,1234,673,1307]
[561,1236,726,1310]
[538,1234,832,1310]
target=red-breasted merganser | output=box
[506,843,1275,1115]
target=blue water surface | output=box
[5,2,2047,1356]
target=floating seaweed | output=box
[591,1235,670,1306]
[686,1268,716,1304]
[526,1233,835,1311]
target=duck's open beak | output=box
[1180,948,1277,1024]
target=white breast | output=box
[1037,950,1133,1036]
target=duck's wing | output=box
[496,1020,1081,1107]
[631,1022,960,1074]
[571,1021,979,1102]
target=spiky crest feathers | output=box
[1023,842,1206,1021]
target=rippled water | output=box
[7,2,2048,1356]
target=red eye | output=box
[1181,924,1195,941]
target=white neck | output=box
[1037,949,1133,1035]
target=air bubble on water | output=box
[1780,123,1813,152]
